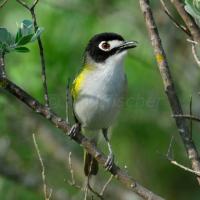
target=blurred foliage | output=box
[0,0,200,200]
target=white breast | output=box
[74,52,127,130]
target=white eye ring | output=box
[98,41,111,51]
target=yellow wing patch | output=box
[71,65,93,99]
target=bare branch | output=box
[171,0,200,43]
[192,44,200,67]
[16,0,39,9]
[33,134,52,200]
[166,136,200,176]
[0,53,6,78]
[31,0,39,10]
[0,73,164,199]
[16,0,29,9]
[166,136,175,159]
[16,0,50,108]
[30,9,50,108]
[173,114,200,122]
[139,0,200,185]
[67,152,82,190]
[170,159,200,176]
[68,152,75,185]
[0,0,9,8]
[159,0,191,36]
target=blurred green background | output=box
[0,0,200,199]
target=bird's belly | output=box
[74,92,123,130]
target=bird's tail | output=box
[84,151,98,176]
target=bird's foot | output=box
[105,153,114,171]
[68,123,80,138]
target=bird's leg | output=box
[68,123,81,138]
[102,128,114,171]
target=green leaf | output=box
[17,34,34,45]
[21,19,33,30]
[15,47,30,53]
[15,29,22,43]
[31,27,44,42]
[20,19,34,36]
[0,28,14,45]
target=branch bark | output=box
[139,0,200,184]
[0,65,164,199]
[171,0,200,43]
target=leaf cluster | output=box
[0,19,43,55]
[185,0,200,26]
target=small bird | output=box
[70,32,137,176]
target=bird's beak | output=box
[118,41,138,52]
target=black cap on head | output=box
[85,32,125,63]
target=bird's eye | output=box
[99,42,110,51]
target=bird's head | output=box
[84,32,137,65]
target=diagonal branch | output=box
[171,0,200,43]
[139,0,200,184]
[0,70,164,199]
[0,0,9,8]
[159,0,191,36]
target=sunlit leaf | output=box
[20,19,34,36]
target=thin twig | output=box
[30,9,50,108]
[187,39,200,67]
[166,136,200,176]
[16,0,50,108]
[166,136,174,159]
[68,152,75,185]
[159,0,191,36]
[31,0,39,9]
[139,0,200,185]
[16,0,29,9]
[170,159,200,176]
[16,0,39,9]
[87,176,103,200]
[188,41,200,73]
[192,44,200,67]
[173,114,200,122]
[0,0,8,8]
[85,160,104,200]
[32,134,52,200]
[67,152,82,190]
[189,96,193,137]
[171,0,200,43]
[100,175,113,196]
[84,185,89,200]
